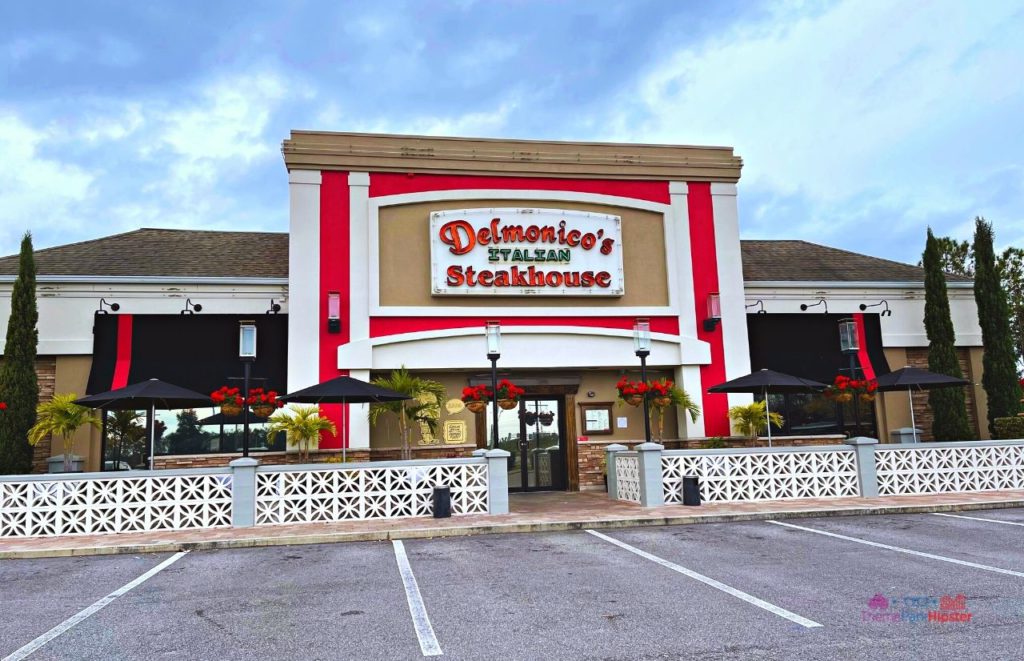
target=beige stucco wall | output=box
[54,355,102,471]
[377,199,669,308]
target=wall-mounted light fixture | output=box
[800,299,828,313]
[266,299,282,315]
[180,298,202,315]
[326,291,341,333]
[95,298,120,315]
[745,299,767,315]
[703,293,722,332]
[859,300,892,316]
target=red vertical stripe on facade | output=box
[688,183,730,436]
[319,171,350,449]
[853,313,876,380]
[111,314,133,389]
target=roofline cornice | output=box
[0,275,289,285]
[741,280,970,290]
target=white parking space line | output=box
[2,551,189,661]
[585,529,822,629]
[769,521,1024,577]
[933,512,1024,527]
[392,540,443,657]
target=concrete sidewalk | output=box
[3,490,1023,559]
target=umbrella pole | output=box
[342,401,347,464]
[765,386,772,448]
[149,403,156,471]
[908,387,917,442]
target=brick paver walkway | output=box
[3,490,1022,558]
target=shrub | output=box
[993,416,1024,440]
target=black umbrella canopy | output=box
[873,367,970,392]
[75,378,213,410]
[279,376,411,404]
[707,369,827,394]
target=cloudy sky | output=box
[2,0,1022,264]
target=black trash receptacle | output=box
[681,475,701,506]
[433,486,452,518]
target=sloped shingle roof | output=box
[0,229,966,284]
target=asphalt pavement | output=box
[3,508,1024,660]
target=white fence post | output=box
[636,442,665,507]
[229,457,259,527]
[847,437,879,497]
[605,443,628,500]
[485,449,511,515]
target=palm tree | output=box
[727,401,784,440]
[105,410,145,469]
[368,367,446,460]
[267,405,337,463]
[29,393,100,472]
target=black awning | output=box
[86,313,288,396]
[746,313,890,383]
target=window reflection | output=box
[754,393,877,438]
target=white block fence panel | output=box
[876,442,1024,496]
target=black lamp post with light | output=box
[239,321,257,457]
[838,317,861,434]
[633,319,653,444]
[486,321,501,450]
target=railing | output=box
[662,446,860,504]
[254,458,491,525]
[0,468,232,538]
[876,441,1024,496]
[614,453,641,503]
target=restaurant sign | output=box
[430,208,624,296]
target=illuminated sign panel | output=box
[429,208,624,296]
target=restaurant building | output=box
[0,132,986,490]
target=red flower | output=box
[0,402,7,410]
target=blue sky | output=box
[2,0,1022,265]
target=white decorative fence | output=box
[662,447,860,504]
[0,469,232,538]
[254,459,490,525]
[615,454,641,503]
[876,442,1024,496]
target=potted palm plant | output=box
[267,404,337,463]
[369,367,446,460]
[727,401,784,440]
[29,393,100,473]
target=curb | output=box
[4,499,1023,559]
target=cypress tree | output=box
[0,233,40,474]
[922,228,974,440]
[973,217,1021,433]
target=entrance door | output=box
[512,397,566,492]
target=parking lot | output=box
[3,508,1024,660]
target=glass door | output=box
[488,396,567,492]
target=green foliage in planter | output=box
[727,401,784,439]
[0,232,39,474]
[973,218,1021,433]
[993,417,1024,440]
[703,436,729,449]
[923,228,974,441]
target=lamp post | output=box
[838,317,861,434]
[486,321,501,450]
[239,321,257,457]
[633,319,653,444]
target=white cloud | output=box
[606,0,1024,255]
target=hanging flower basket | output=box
[859,393,876,403]
[466,400,488,414]
[495,379,525,409]
[652,396,673,407]
[461,385,492,414]
[247,387,283,418]
[624,394,643,407]
[824,375,877,405]
[616,377,648,406]
[833,392,854,403]
[538,411,555,426]
[252,403,276,418]
[221,402,243,416]
[211,386,243,417]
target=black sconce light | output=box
[745,299,767,314]
[180,298,202,315]
[800,299,828,313]
[859,300,892,316]
[95,298,120,314]
[703,293,722,332]
[266,299,282,314]
[327,291,341,333]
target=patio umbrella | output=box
[707,369,827,446]
[76,379,212,470]
[873,367,971,442]
[278,376,411,461]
